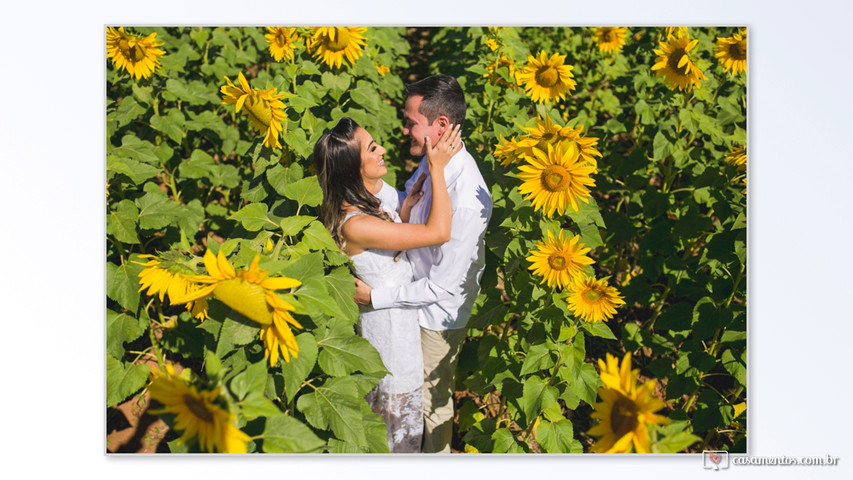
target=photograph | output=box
[104,25,747,455]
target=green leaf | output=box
[317,318,386,376]
[296,377,366,444]
[491,428,526,453]
[113,97,146,128]
[571,362,601,406]
[656,431,701,453]
[107,199,140,244]
[185,110,228,138]
[350,82,383,111]
[150,109,186,144]
[536,419,582,453]
[179,149,217,179]
[230,360,268,400]
[230,202,276,231]
[112,134,161,165]
[581,321,616,340]
[284,176,323,208]
[280,216,316,236]
[653,129,673,161]
[106,309,147,358]
[262,414,325,453]
[166,78,221,106]
[283,127,311,157]
[301,221,338,251]
[324,267,359,323]
[520,343,554,375]
[281,333,318,402]
[135,192,181,230]
[240,391,281,421]
[215,312,260,357]
[521,376,558,423]
[106,261,143,312]
[281,251,325,284]
[107,155,161,185]
[721,348,746,388]
[175,199,205,235]
[106,355,149,407]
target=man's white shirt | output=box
[370,145,493,331]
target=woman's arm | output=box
[343,125,462,253]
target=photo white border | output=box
[3,0,852,478]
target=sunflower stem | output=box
[166,166,182,205]
[148,309,167,373]
[643,283,671,330]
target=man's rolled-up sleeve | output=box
[370,207,487,310]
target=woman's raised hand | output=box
[425,123,463,172]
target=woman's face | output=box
[355,127,388,184]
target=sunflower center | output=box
[601,29,614,42]
[275,31,288,47]
[183,394,215,423]
[667,48,690,75]
[119,38,146,62]
[326,28,351,52]
[610,394,640,437]
[213,278,274,325]
[540,165,571,192]
[584,288,602,302]
[535,66,560,87]
[547,253,569,271]
[729,40,746,60]
[242,95,273,129]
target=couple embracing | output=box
[313,75,493,453]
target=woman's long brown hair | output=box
[313,117,391,249]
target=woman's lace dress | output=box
[343,210,424,453]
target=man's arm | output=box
[367,207,489,310]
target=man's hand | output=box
[354,278,373,306]
[400,173,426,223]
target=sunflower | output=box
[651,32,707,92]
[483,53,518,90]
[493,134,530,167]
[148,364,251,453]
[592,27,628,54]
[726,145,746,170]
[174,250,303,366]
[264,27,299,62]
[485,38,499,52]
[715,30,747,75]
[134,253,208,320]
[526,230,594,289]
[517,144,597,216]
[726,145,747,193]
[663,27,688,38]
[375,62,390,76]
[307,27,367,69]
[523,116,603,168]
[220,72,288,149]
[566,276,625,323]
[106,27,165,80]
[516,51,576,103]
[588,353,669,453]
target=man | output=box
[354,74,493,453]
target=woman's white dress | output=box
[343,208,424,453]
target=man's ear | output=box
[435,115,450,135]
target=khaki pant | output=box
[420,326,467,453]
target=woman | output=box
[314,117,461,453]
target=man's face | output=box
[403,95,441,157]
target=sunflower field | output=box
[106,26,746,454]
